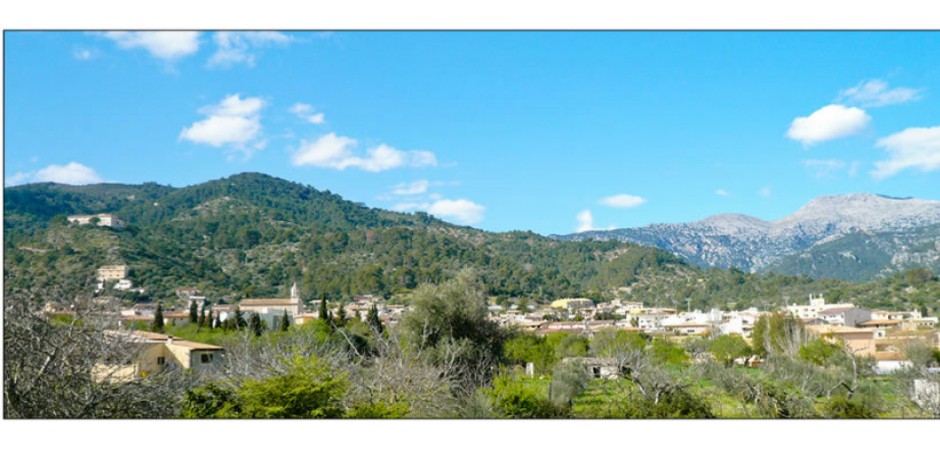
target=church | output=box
[238,282,304,319]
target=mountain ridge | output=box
[553,193,940,279]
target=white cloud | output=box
[73,48,96,61]
[291,133,438,172]
[803,159,847,178]
[576,209,595,233]
[179,94,266,158]
[715,188,730,197]
[208,32,292,68]
[7,162,104,186]
[758,186,772,197]
[394,198,485,225]
[872,126,940,179]
[786,104,871,146]
[102,32,200,61]
[289,103,325,125]
[838,79,923,107]
[599,194,646,208]
[391,180,430,196]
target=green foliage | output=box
[181,382,241,419]
[249,313,265,337]
[552,333,590,359]
[485,375,569,418]
[345,401,410,419]
[752,312,806,357]
[549,361,591,407]
[797,338,842,366]
[188,300,198,323]
[650,338,689,365]
[366,303,384,334]
[708,335,751,367]
[236,355,347,419]
[590,329,647,357]
[822,395,881,419]
[502,333,557,374]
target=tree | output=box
[249,313,264,337]
[213,315,222,329]
[334,302,348,328]
[318,295,329,323]
[366,303,384,334]
[708,334,752,367]
[197,307,206,328]
[152,303,165,332]
[189,300,198,323]
[400,268,505,390]
[233,305,247,330]
[206,310,214,330]
[279,311,291,332]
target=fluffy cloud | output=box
[787,104,871,146]
[838,79,923,108]
[6,162,103,186]
[179,94,266,158]
[208,32,292,68]
[291,133,438,172]
[576,209,595,232]
[599,194,646,208]
[715,189,730,197]
[102,32,200,61]
[394,198,485,225]
[391,180,430,196]
[73,48,96,61]
[289,103,325,125]
[872,126,940,179]
[803,159,847,178]
[758,187,772,197]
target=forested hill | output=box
[3,173,685,303]
[5,172,939,315]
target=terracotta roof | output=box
[666,323,710,328]
[240,298,298,306]
[168,340,223,350]
[819,307,858,315]
[858,319,903,327]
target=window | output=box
[157,357,165,365]
[200,353,212,364]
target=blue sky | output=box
[5,31,940,235]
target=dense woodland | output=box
[5,173,939,315]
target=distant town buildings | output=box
[94,330,223,382]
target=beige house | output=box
[806,325,876,357]
[239,282,304,317]
[68,213,125,228]
[97,265,129,281]
[95,331,223,382]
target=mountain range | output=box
[553,194,940,281]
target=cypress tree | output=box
[318,294,328,322]
[198,307,207,328]
[335,301,347,327]
[207,310,214,329]
[152,303,165,333]
[213,315,222,329]
[189,300,199,323]
[280,310,291,332]
[367,303,384,334]
[234,305,247,329]
[249,313,264,337]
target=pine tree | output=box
[189,300,199,323]
[152,303,165,333]
[280,311,291,332]
[367,303,384,334]
[249,313,264,337]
